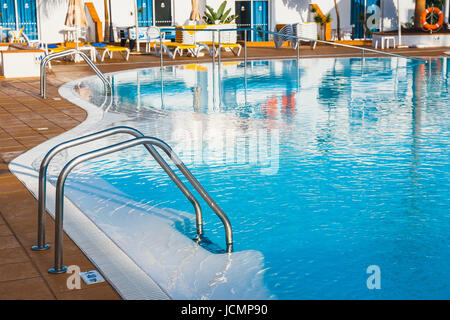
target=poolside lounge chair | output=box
[48,44,69,53]
[8,29,44,49]
[136,26,171,53]
[196,25,241,57]
[90,43,130,61]
[39,43,71,68]
[8,27,25,43]
[197,41,241,57]
[155,26,200,59]
[274,23,317,50]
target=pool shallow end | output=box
[8,75,272,300]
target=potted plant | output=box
[312,7,332,40]
[201,1,239,44]
[202,1,238,25]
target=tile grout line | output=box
[0,210,58,299]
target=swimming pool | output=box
[58,58,449,299]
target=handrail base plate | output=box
[48,266,68,274]
[31,244,50,251]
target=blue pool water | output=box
[74,58,449,299]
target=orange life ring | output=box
[421,7,444,30]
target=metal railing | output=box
[32,126,202,251]
[32,127,233,274]
[40,49,111,99]
[154,26,428,69]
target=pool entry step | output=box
[31,126,233,275]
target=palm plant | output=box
[312,7,332,40]
[203,1,238,25]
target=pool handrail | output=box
[32,126,204,253]
[40,49,111,99]
[48,136,233,274]
[154,26,427,68]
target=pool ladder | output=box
[31,126,233,274]
[40,49,112,99]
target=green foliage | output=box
[312,10,331,40]
[403,16,415,29]
[323,13,332,24]
[202,1,238,24]
[256,27,265,39]
[312,11,331,26]
[314,15,324,24]
[426,0,445,9]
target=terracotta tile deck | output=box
[0,45,448,300]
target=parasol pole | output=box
[108,0,114,43]
[444,0,449,27]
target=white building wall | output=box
[381,0,415,31]
[271,1,353,33]
[174,0,194,25]
[110,0,135,28]
[36,0,420,44]
[38,0,106,43]
[38,0,71,43]
[272,1,309,25]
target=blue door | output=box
[351,0,380,39]
[253,1,268,41]
[0,0,17,40]
[17,0,38,40]
[137,0,153,26]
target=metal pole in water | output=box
[297,40,300,91]
[218,29,222,67]
[244,29,248,105]
[297,38,300,91]
[160,28,163,69]
[212,31,216,107]
[212,31,216,67]
[244,29,248,66]
[361,49,366,75]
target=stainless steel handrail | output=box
[155,26,427,69]
[260,28,428,62]
[32,126,204,253]
[208,27,428,63]
[49,136,233,273]
[40,49,112,99]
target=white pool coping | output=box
[8,68,270,300]
[8,78,171,300]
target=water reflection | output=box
[75,57,450,299]
[81,58,450,166]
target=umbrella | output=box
[65,0,88,49]
[190,0,202,21]
[65,0,88,28]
